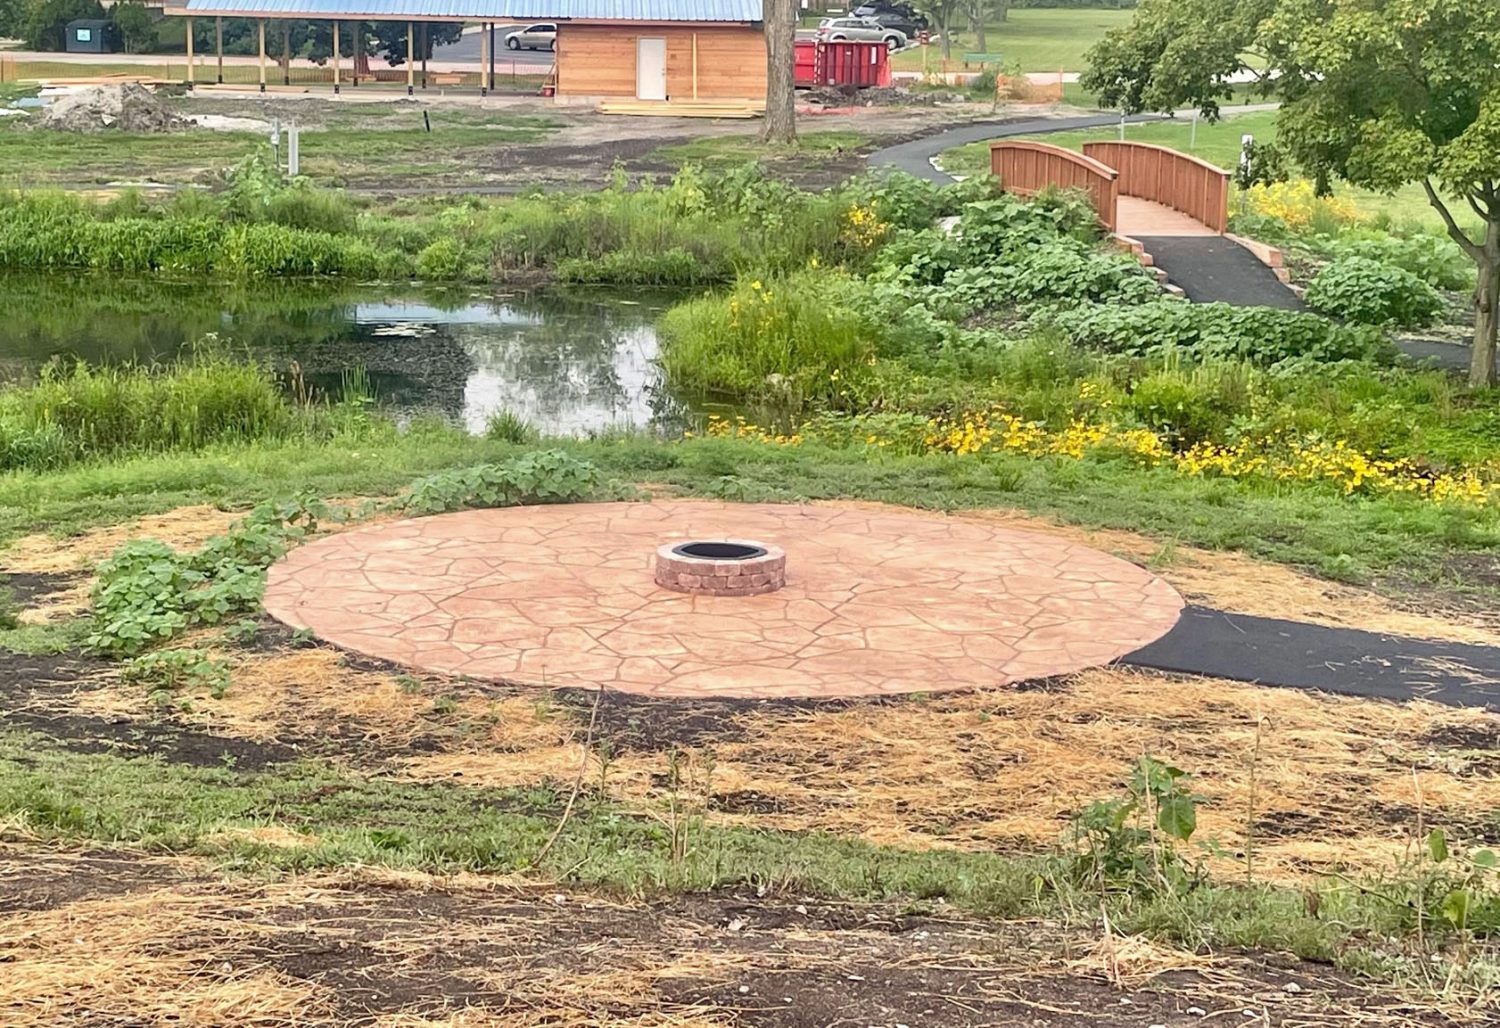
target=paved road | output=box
[867,111,1161,181]
[432,27,555,67]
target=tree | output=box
[22,0,104,50]
[110,0,153,54]
[365,20,461,66]
[1082,0,1500,387]
[0,0,26,38]
[917,0,962,60]
[963,0,1008,53]
[760,0,796,145]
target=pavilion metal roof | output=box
[178,0,762,21]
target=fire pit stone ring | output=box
[654,539,786,597]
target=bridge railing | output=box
[1083,141,1229,233]
[988,140,1120,233]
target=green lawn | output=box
[892,8,1135,73]
[938,109,1477,235]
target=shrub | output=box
[86,495,328,657]
[399,450,600,515]
[659,273,878,412]
[1244,180,1364,234]
[1324,233,1473,292]
[122,648,231,700]
[1044,298,1392,366]
[1305,257,1446,327]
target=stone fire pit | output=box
[654,540,786,597]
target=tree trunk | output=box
[972,14,986,52]
[1474,239,1499,388]
[760,0,797,145]
[939,11,953,60]
[280,23,291,84]
[995,1,1009,23]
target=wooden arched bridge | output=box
[989,138,1300,309]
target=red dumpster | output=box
[794,39,891,89]
[795,39,819,87]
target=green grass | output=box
[0,722,1456,960]
[892,9,1136,73]
[938,109,1478,235]
[2,423,1496,597]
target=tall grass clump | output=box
[0,354,305,471]
[0,189,397,278]
[659,272,878,413]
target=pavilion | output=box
[165,0,767,107]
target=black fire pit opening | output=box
[673,541,768,561]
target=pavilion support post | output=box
[488,22,495,91]
[479,21,488,96]
[258,20,266,92]
[406,22,414,96]
[351,21,359,87]
[215,16,223,84]
[185,17,194,87]
[420,23,428,89]
[332,20,340,94]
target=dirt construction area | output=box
[0,86,1005,191]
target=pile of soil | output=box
[805,84,964,107]
[35,83,188,133]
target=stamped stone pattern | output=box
[263,501,1185,699]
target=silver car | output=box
[815,17,907,51]
[504,23,556,51]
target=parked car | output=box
[815,17,908,50]
[863,11,925,38]
[504,23,556,51]
[853,1,928,29]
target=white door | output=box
[636,37,667,100]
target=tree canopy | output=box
[1083,0,1500,385]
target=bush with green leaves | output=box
[399,450,600,515]
[121,648,231,700]
[1304,256,1447,327]
[1325,231,1473,292]
[1042,298,1392,365]
[86,495,329,657]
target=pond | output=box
[0,274,704,437]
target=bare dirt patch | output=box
[0,858,1464,1027]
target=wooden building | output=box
[168,0,766,108]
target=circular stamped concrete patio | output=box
[263,502,1184,699]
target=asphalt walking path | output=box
[870,116,1498,709]
[1124,607,1500,711]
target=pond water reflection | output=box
[0,274,694,436]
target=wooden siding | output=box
[556,23,766,100]
[1083,141,1230,233]
[989,140,1120,233]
